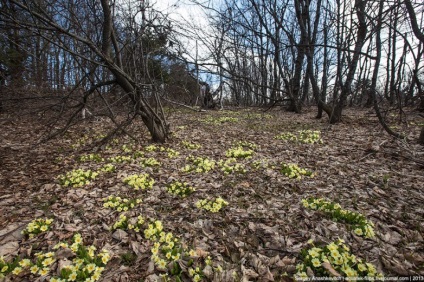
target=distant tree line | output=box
[182,0,423,142]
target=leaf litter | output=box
[0,108,423,281]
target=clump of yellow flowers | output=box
[202,116,239,125]
[79,153,104,162]
[234,140,257,150]
[181,156,215,173]
[123,173,155,190]
[21,218,54,238]
[188,266,204,282]
[302,198,375,238]
[218,158,246,175]
[144,221,184,271]
[182,140,201,150]
[121,144,132,153]
[275,130,323,144]
[166,181,196,197]
[196,197,228,213]
[112,214,145,232]
[145,145,158,152]
[295,239,383,279]
[59,169,99,187]
[298,130,323,144]
[281,163,314,179]
[139,157,161,168]
[225,146,254,159]
[159,147,180,158]
[250,159,270,169]
[100,163,115,173]
[51,233,110,281]
[0,256,20,278]
[103,196,142,211]
[274,132,298,141]
[1,233,110,281]
[108,155,132,163]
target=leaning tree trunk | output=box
[330,0,368,124]
[404,0,424,145]
[100,0,169,142]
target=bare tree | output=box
[0,0,170,142]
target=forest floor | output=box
[0,106,423,282]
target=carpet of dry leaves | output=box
[0,107,423,281]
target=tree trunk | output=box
[330,0,368,124]
[419,128,424,145]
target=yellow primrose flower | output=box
[151,247,159,255]
[311,258,321,267]
[101,254,110,264]
[92,272,101,280]
[12,267,22,275]
[86,263,96,273]
[39,267,50,276]
[1,266,8,272]
[19,259,31,267]
[327,243,338,251]
[68,272,78,281]
[42,257,55,266]
[308,249,319,258]
[157,259,167,269]
[344,267,357,277]
[172,253,180,261]
[354,228,363,236]
[330,249,341,258]
[71,243,79,252]
[358,263,367,272]
[30,265,39,274]
[334,257,343,265]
